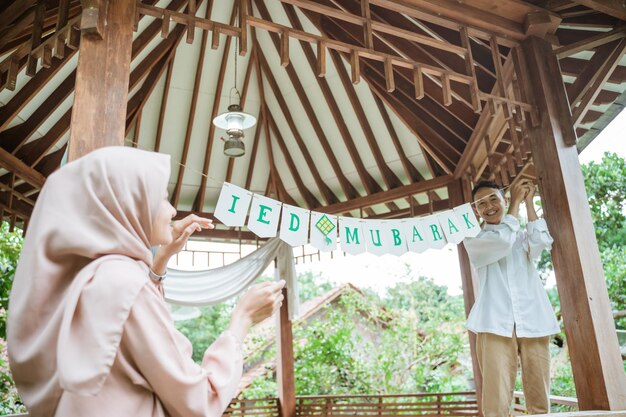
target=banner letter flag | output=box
[310,212,338,252]
[422,215,447,249]
[364,220,390,256]
[339,217,367,255]
[247,194,282,238]
[387,220,409,256]
[214,182,253,227]
[402,218,430,253]
[453,203,481,238]
[280,204,310,246]
[437,210,467,245]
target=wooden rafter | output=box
[244,112,263,191]
[572,38,626,125]
[280,4,362,203]
[571,0,626,21]
[154,56,175,153]
[556,25,626,58]
[191,4,237,212]
[253,4,344,206]
[328,49,403,191]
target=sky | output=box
[172,109,626,297]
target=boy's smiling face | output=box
[473,187,507,225]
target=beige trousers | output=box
[476,331,551,417]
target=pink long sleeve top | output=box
[54,281,243,417]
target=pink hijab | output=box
[7,146,170,414]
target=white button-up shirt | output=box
[463,215,559,338]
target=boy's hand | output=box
[509,181,526,206]
[523,181,536,204]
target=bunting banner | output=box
[214,182,481,256]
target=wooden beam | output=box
[522,35,626,410]
[252,11,339,206]
[0,147,45,188]
[280,4,365,202]
[329,49,403,190]
[193,4,238,212]
[556,25,626,58]
[571,38,626,126]
[244,112,263,191]
[276,286,296,417]
[154,56,175,153]
[68,0,136,160]
[0,0,36,31]
[320,175,452,215]
[571,0,626,21]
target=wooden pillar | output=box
[449,179,483,414]
[69,0,135,160]
[521,36,626,410]
[276,285,296,417]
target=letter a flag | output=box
[214,182,253,227]
[280,204,310,246]
[437,210,466,245]
[339,217,366,255]
[310,212,338,252]
[248,194,282,237]
[453,203,481,238]
[402,218,430,253]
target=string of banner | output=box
[215,182,488,256]
[124,138,514,256]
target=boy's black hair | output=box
[471,180,503,201]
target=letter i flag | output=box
[214,182,253,227]
[280,204,311,246]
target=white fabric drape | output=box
[163,238,299,318]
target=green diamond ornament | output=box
[315,215,335,246]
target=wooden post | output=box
[69,0,135,161]
[521,36,626,410]
[449,179,483,415]
[276,285,296,417]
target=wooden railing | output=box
[513,391,578,414]
[223,392,479,417]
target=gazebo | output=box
[1,0,626,415]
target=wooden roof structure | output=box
[1,0,626,413]
[1,0,626,237]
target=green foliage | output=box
[0,221,23,338]
[1,308,26,414]
[241,276,471,399]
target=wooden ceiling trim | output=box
[255,3,390,207]
[53,0,71,58]
[365,77,458,175]
[0,147,45,188]
[267,112,322,209]
[154,57,175,153]
[570,0,626,21]
[336,0,486,112]
[0,71,75,153]
[320,13,477,137]
[0,44,77,131]
[329,49,403,190]
[368,0,526,46]
[252,5,340,205]
[244,112,263,190]
[225,51,256,184]
[192,3,238,212]
[0,5,37,53]
[0,0,37,31]
[320,174,452,215]
[280,4,370,203]
[566,40,622,108]
[372,94,425,183]
[125,47,177,136]
[26,1,46,76]
[555,25,626,58]
[366,199,451,219]
[572,37,626,125]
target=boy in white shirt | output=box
[463,180,559,417]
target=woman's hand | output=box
[228,280,286,343]
[152,215,214,274]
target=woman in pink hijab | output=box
[7,147,284,417]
